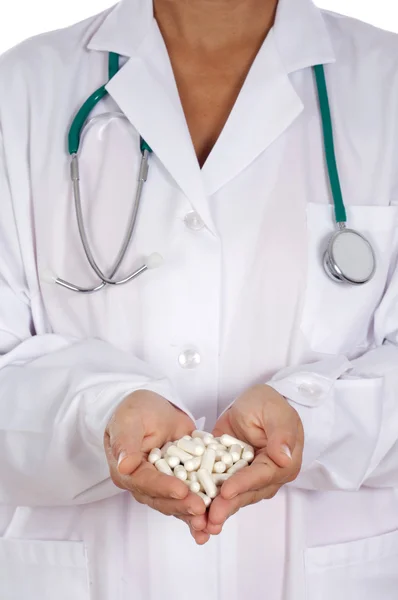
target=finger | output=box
[265,401,299,468]
[220,455,275,500]
[212,411,235,440]
[190,528,211,545]
[134,490,207,517]
[175,514,207,531]
[204,521,223,536]
[132,461,192,500]
[172,411,197,440]
[207,492,259,526]
[176,516,211,544]
[208,484,280,526]
[106,410,145,475]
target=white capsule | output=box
[221,452,233,467]
[213,461,227,474]
[192,430,213,440]
[230,444,242,463]
[197,468,218,499]
[188,471,199,482]
[209,442,226,452]
[242,445,255,463]
[212,473,231,485]
[166,445,193,463]
[192,430,215,446]
[204,435,215,446]
[174,465,188,480]
[194,437,205,448]
[177,438,205,457]
[189,481,201,493]
[160,441,173,457]
[200,448,216,472]
[184,456,202,472]
[207,442,219,451]
[227,459,248,475]
[215,449,226,460]
[182,435,192,440]
[148,448,162,464]
[166,455,180,468]
[220,434,246,448]
[196,491,212,508]
[155,459,173,475]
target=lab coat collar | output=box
[87,0,153,58]
[273,0,336,73]
[87,0,336,73]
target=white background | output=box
[0,1,398,54]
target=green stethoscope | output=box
[52,52,376,293]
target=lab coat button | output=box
[178,348,201,369]
[184,211,205,231]
[298,382,323,398]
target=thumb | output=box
[265,412,298,469]
[107,413,145,476]
[172,410,197,441]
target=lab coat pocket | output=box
[305,528,398,600]
[301,204,398,355]
[0,538,89,600]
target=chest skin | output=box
[162,38,267,167]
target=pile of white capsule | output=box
[148,430,255,507]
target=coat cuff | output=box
[266,356,351,469]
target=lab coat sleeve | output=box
[266,243,398,491]
[0,131,194,507]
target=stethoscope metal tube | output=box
[52,147,151,294]
[70,147,149,284]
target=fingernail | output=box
[117,451,127,468]
[281,444,292,459]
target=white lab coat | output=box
[0,0,398,598]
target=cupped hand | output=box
[206,384,304,535]
[104,390,209,544]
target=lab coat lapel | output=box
[88,1,216,233]
[201,29,303,197]
[201,0,336,196]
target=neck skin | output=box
[153,0,279,51]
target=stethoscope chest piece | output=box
[323,228,376,285]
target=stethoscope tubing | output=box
[53,54,376,293]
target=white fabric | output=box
[0,0,398,598]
